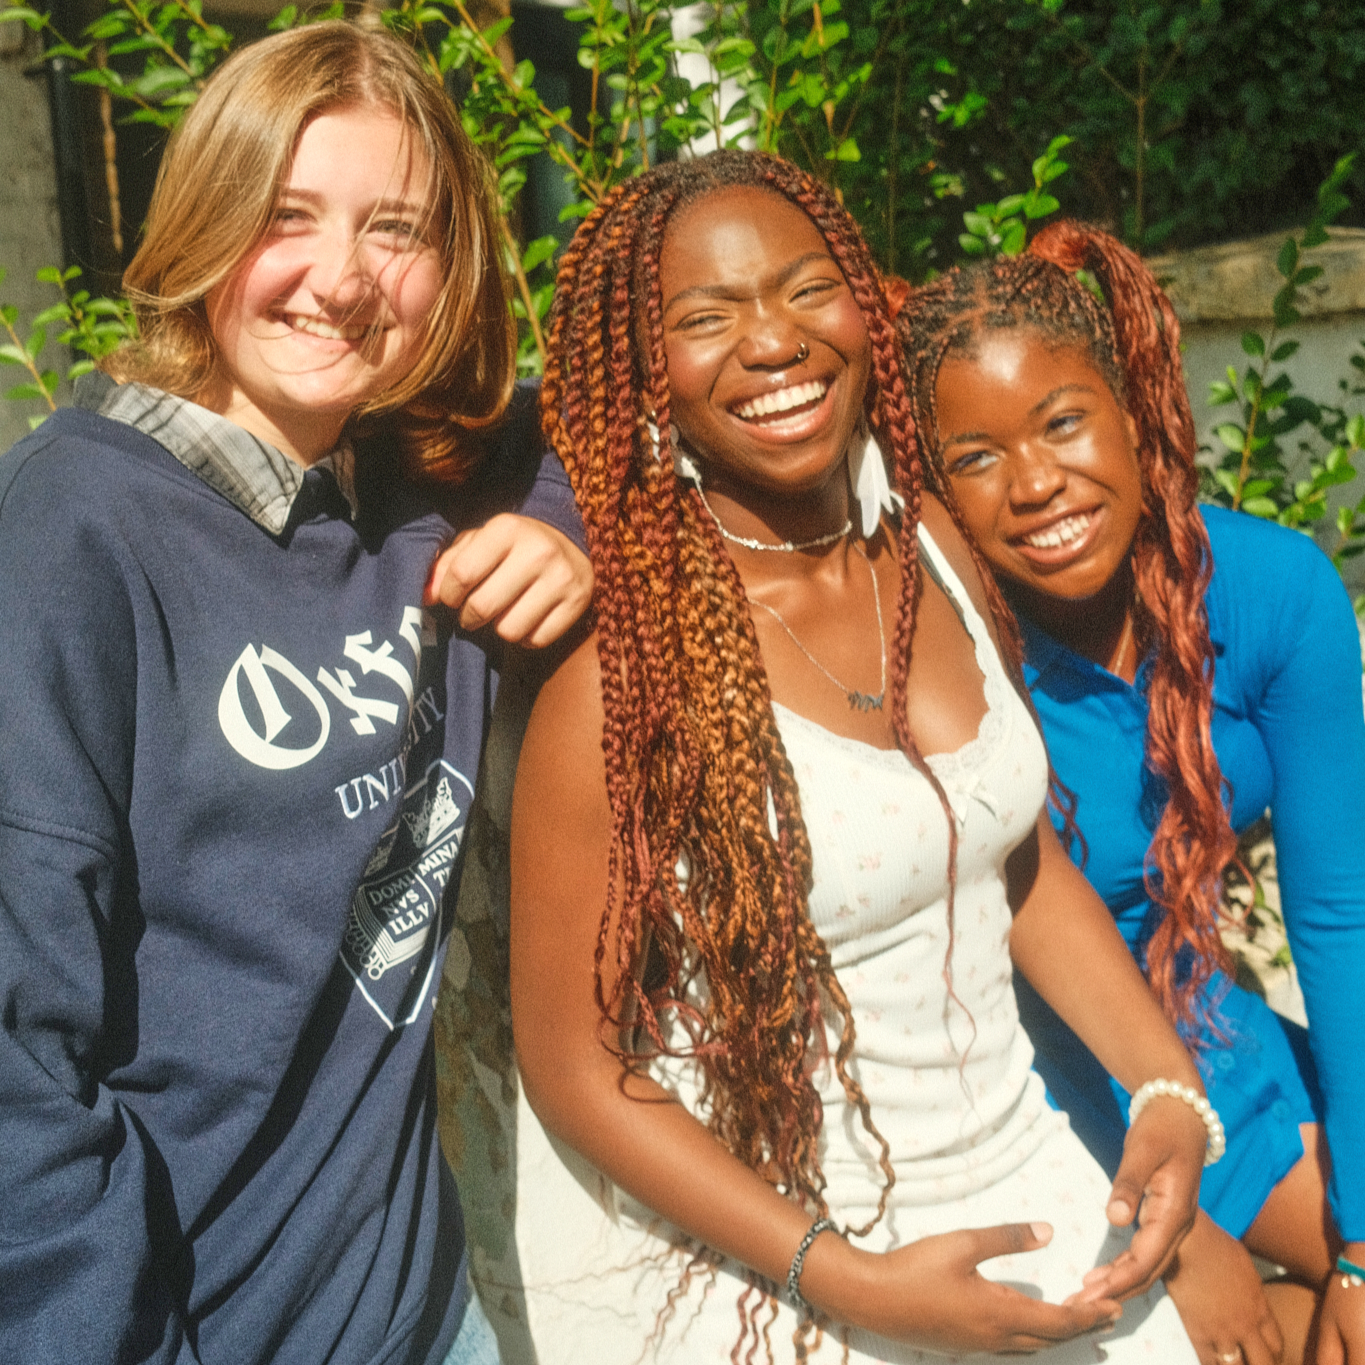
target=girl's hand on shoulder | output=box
[1318,1244,1365,1365]
[1075,1090,1206,1304]
[1160,1212,1284,1365]
[805,1222,1121,1352]
[424,514,592,647]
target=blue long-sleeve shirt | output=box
[0,382,580,1364]
[1019,504,1365,1240]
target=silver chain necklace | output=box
[694,483,852,553]
[748,543,887,712]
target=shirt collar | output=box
[1016,610,1152,693]
[75,372,359,534]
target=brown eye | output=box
[948,448,997,477]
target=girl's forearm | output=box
[1007,818,1201,1096]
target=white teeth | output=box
[1023,512,1091,549]
[288,314,369,341]
[734,380,827,420]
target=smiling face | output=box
[658,186,872,528]
[935,328,1143,612]
[204,104,442,465]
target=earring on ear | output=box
[847,421,899,538]
[672,427,702,487]
[644,415,702,484]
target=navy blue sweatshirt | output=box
[0,385,578,1364]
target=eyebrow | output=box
[276,189,425,214]
[940,382,1096,447]
[662,251,837,315]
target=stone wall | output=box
[1147,229,1365,592]
[0,24,65,452]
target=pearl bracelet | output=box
[1128,1078,1226,1166]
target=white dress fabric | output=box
[472,527,1196,1364]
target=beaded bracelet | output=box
[786,1217,837,1316]
[1128,1078,1226,1167]
[1339,1254,1365,1288]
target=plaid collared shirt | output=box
[75,372,358,534]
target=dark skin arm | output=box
[1005,817,1209,1304]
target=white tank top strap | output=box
[914,522,1012,704]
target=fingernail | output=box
[1030,1222,1052,1243]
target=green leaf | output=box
[999,220,1027,255]
[828,136,860,163]
[0,344,29,366]
[1207,381,1237,405]
[1273,300,1301,330]
[519,234,558,274]
[1214,423,1246,452]
[1240,331,1266,358]
[1214,468,1241,498]
[1243,496,1279,519]
[1276,238,1299,279]
[1024,193,1060,219]
[0,8,44,26]
[1270,340,1300,362]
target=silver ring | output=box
[795,341,809,363]
[1217,1351,1243,1363]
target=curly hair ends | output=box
[543,152,1024,1317]
[898,221,1236,1035]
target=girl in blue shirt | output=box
[899,221,1365,1365]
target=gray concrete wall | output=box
[0,24,65,452]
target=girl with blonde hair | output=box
[0,21,588,1365]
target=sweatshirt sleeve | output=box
[1229,519,1365,1240]
[0,435,195,1363]
[453,379,586,551]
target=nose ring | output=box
[795,341,809,363]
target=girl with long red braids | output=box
[502,151,1211,1362]
[900,222,1365,1364]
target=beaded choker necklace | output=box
[694,483,852,554]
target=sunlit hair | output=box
[105,20,514,481]
[542,151,1030,1343]
[898,221,1236,1032]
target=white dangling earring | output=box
[670,425,703,486]
[847,422,899,538]
[645,419,663,463]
